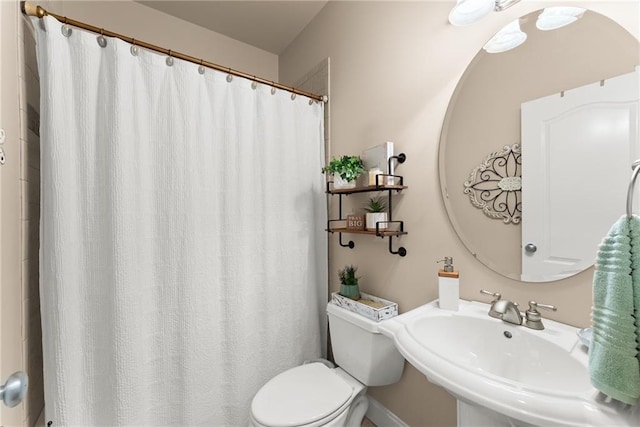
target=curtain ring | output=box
[61,16,72,37]
[130,39,139,56]
[291,92,297,100]
[166,50,174,67]
[61,24,72,37]
[251,76,258,90]
[226,68,233,83]
[270,82,277,95]
[198,59,205,75]
[97,28,107,48]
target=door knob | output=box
[525,243,537,253]
[0,371,28,408]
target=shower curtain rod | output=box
[21,1,327,103]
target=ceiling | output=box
[138,1,329,55]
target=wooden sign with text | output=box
[346,214,365,230]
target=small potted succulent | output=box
[338,265,360,300]
[364,197,388,231]
[322,155,365,189]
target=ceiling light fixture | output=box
[483,19,527,53]
[449,0,522,26]
[536,7,586,31]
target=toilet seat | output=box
[251,363,355,427]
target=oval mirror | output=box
[439,8,640,283]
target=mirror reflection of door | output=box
[521,69,640,282]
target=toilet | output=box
[250,301,405,427]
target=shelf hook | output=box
[339,233,355,249]
[388,236,407,257]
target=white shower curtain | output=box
[34,16,327,426]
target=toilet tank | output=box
[327,302,404,386]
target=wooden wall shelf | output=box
[325,153,408,257]
[326,227,408,237]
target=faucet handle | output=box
[528,301,557,313]
[524,301,557,330]
[479,289,502,302]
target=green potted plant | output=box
[338,265,361,300]
[322,155,365,189]
[364,197,388,231]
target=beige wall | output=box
[44,0,279,82]
[279,1,640,425]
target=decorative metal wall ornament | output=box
[464,144,522,224]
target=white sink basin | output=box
[378,300,639,426]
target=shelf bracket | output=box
[339,232,355,249]
[388,236,407,257]
[388,153,406,175]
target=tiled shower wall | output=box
[18,14,44,426]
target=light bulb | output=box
[536,7,586,31]
[449,0,495,27]
[483,19,527,53]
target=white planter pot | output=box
[366,212,388,231]
[333,174,357,189]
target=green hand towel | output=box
[628,216,640,363]
[590,215,640,405]
[590,342,640,405]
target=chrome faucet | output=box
[480,290,557,330]
[491,299,523,325]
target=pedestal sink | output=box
[378,300,640,426]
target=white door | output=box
[1,0,29,423]
[521,69,640,282]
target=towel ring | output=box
[626,159,640,218]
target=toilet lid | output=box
[251,363,354,427]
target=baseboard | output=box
[366,395,408,427]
